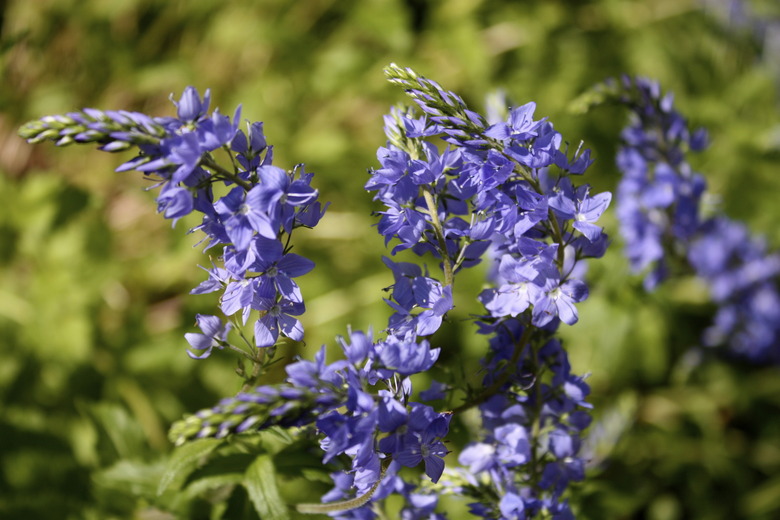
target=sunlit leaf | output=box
[244,454,290,520]
[157,438,224,495]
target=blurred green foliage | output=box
[2,0,780,518]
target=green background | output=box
[2,0,780,518]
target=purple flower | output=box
[459,442,497,474]
[156,184,193,220]
[251,236,314,302]
[612,76,780,361]
[231,121,269,171]
[172,86,211,122]
[548,178,612,242]
[376,200,428,253]
[164,132,204,185]
[337,328,375,366]
[532,278,589,326]
[411,277,453,336]
[484,102,543,143]
[221,277,265,322]
[252,290,305,348]
[494,423,531,467]
[404,119,443,140]
[499,492,526,518]
[196,107,241,151]
[394,407,451,483]
[378,337,440,376]
[252,165,318,231]
[184,314,231,359]
[214,186,276,251]
[191,263,230,295]
[285,346,348,388]
[419,380,448,402]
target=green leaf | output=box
[264,426,295,446]
[244,454,290,520]
[80,401,149,463]
[93,459,167,513]
[184,472,245,500]
[95,458,166,497]
[742,474,780,517]
[157,438,224,495]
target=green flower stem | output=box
[527,340,544,489]
[521,170,568,272]
[221,144,243,176]
[201,155,252,190]
[450,325,534,415]
[240,351,265,393]
[422,187,454,287]
[296,458,390,514]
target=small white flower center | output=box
[511,282,528,296]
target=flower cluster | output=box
[606,77,709,289]
[21,67,612,519]
[362,65,610,517]
[454,332,591,520]
[689,218,780,359]
[602,75,780,362]
[171,330,451,498]
[164,66,609,518]
[374,65,609,326]
[19,88,326,358]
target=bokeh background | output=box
[2,0,780,518]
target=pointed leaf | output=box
[157,438,223,495]
[244,454,290,520]
[184,473,246,500]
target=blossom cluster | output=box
[19,85,453,517]
[20,88,326,359]
[361,64,610,517]
[605,76,780,362]
[375,65,609,328]
[455,332,592,519]
[171,331,451,497]
[20,66,613,519]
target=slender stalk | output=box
[422,188,454,287]
[296,458,390,514]
[521,171,568,271]
[527,340,544,489]
[201,155,252,190]
[450,325,534,415]
[221,144,244,179]
[240,352,265,393]
[227,343,253,360]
